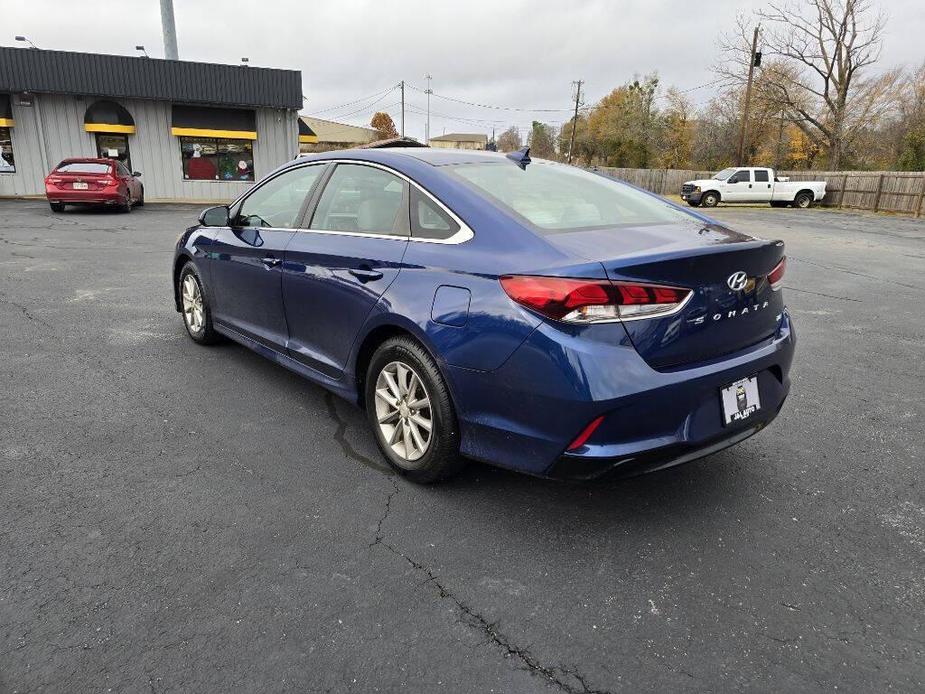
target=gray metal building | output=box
[0,46,302,202]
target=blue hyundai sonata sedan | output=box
[173,147,794,483]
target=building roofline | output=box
[0,45,302,109]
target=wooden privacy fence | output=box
[594,167,925,217]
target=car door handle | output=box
[349,267,384,282]
[260,256,282,268]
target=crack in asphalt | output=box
[0,292,54,327]
[781,285,862,302]
[322,391,391,475]
[368,480,611,694]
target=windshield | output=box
[446,161,692,233]
[713,168,737,181]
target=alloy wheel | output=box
[182,274,204,333]
[374,360,433,465]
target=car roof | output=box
[57,158,116,165]
[295,147,513,168]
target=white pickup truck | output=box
[681,167,826,209]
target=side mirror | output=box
[199,205,230,227]
[132,171,142,177]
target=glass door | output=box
[95,133,131,171]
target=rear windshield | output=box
[447,161,691,233]
[56,162,112,174]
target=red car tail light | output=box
[768,257,786,291]
[100,176,118,187]
[45,175,63,186]
[566,415,605,451]
[499,275,691,323]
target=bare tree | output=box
[496,126,522,153]
[719,0,898,169]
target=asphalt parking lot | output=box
[1,198,923,693]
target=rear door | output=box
[281,162,410,378]
[209,163,327,350]
[751,168,773,202]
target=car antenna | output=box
[506,146,531,170]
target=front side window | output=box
[728,169,751,183]
[448,161,691,233]
[235,165,325,229]
[0,128,14,172]
[95,133,131,170]
[311,164,407,235]
[180,137,254,182]
[411,187,460,240]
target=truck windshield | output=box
[447,161,692,233]
[713,168,737,181]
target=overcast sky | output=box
[4,0,923,140]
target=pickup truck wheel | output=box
[701,191,720,208]
[794,192,813,209]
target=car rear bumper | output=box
[446,310,796,478]
[46,190,124,204]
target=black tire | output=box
[701,191,720,208]
[121,193,132,213]
[365,336,465,483]
[794,192,813,209]
[49,202,65,213]
[178,263,221,345]
[136,186,144,207]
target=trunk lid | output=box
[542,222,785,370]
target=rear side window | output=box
[311,164,407,235]
[448,161,691,233]
[754,169,770,182]
[56,162,112,174]
[411,188,459,240]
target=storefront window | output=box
[179,137,254,182]
[95,133,131,171]
[0,127,14,173]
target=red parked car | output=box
[45,158,144,213]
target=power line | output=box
[327,91,399,121]
[406,83,572,113]
[304,85,398,115]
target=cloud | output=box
[4,0,922,139]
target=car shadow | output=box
[207,336,752,527]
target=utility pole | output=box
[736,25,760,166]
[567,80,583,165]
[159,0,179,59]
[400,80,405,138]
[424,74,432,144]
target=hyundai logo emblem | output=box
[727,271,748,291]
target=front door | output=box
[209,163,327,350]
[723,169,753,202]
[282,163,410,378]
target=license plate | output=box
[72,182,88,190]
[721,376,761,425]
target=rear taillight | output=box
[46,176,63,185]
[100,176,117,186]
[768,257,786,291]
[499,275,691,324]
